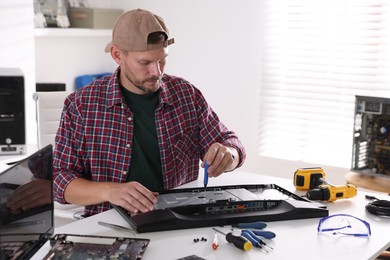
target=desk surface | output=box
[31,171,390,260]
[346,171,390,193]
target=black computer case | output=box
[352,95,390,177]
[0,68,25,155]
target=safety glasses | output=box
[317,214,371,237]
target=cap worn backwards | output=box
[104,8,175,53]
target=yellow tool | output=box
[293,167,357,202]
[212,228,252,251]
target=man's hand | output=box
[202,143,239,177]
[7,179,51,214]
[64,178,159,214]
[106,182,159,214]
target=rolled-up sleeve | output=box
[53,92,85,204]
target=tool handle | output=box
[242,230,263,245]
[226,233,252,251]
[233,221,267,229]
[203,162,209,188]
[241,231,260,247]
[250,230,276,239]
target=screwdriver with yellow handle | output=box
[212,228,252,251]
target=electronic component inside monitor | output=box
[154,186,292,214]
[155,188,259,210]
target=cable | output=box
[365,195,390,217]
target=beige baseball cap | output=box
[104,8,174,53]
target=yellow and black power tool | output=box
[293,167,357,202]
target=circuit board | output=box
[353,95,390,177]
[43,234,149,260]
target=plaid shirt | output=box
[53,68,246,216]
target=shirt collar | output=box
[106,67,174,108]
[106,67,124,108]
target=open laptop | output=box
[0,145,149,260]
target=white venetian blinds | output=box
[259,0,390,168]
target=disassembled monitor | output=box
[114,184,329,233]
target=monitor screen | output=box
[0,145,54,240]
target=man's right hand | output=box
[64,179,158,214]
[107,182,159,214]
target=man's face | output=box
[118,47,169,95]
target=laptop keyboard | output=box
[0,240,35,260]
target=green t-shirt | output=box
[120,86,164,191]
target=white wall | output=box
[0,0,36,153]
[35,34,117,89]
[106,1,350,184]
[112,0,272,179]
[35,0,267,173]
[25,0,350,184]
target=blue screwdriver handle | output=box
[242,230,274,251]
[242,230,268,246]
[250,230,276,239]
[203,162,209,188]
[233,221,267,230]
[241,231,261,247]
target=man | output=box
[53,8,246,217]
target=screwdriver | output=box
[232,221,267,230]
[203,162,209,192]
[242,230,274,250]
[235,229,276,239]
[241,231,271,253]
[250,230,276,239]
[212,232,219,250]
[238,229,276,239]
[212,228,252,251]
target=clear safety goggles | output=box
[317,214,371,237]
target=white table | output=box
[32,171,390,260]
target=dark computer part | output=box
[36,83,65,92]
[44,234,149,260]
[0,68,25,155]
[352,95,390,177]
[0,145,150,260]
[0,145,54,260]
[114,184,328,233]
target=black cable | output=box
[365,195,390,217]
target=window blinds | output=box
[259,0,390,168]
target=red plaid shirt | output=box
[53,68,246,216]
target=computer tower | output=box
[0,68,25,154]
[352,95,390,178]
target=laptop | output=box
[0,145,149,260]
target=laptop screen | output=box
[0,145,54,247]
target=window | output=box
[259,0,390,168]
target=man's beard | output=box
[123,70,160,94]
